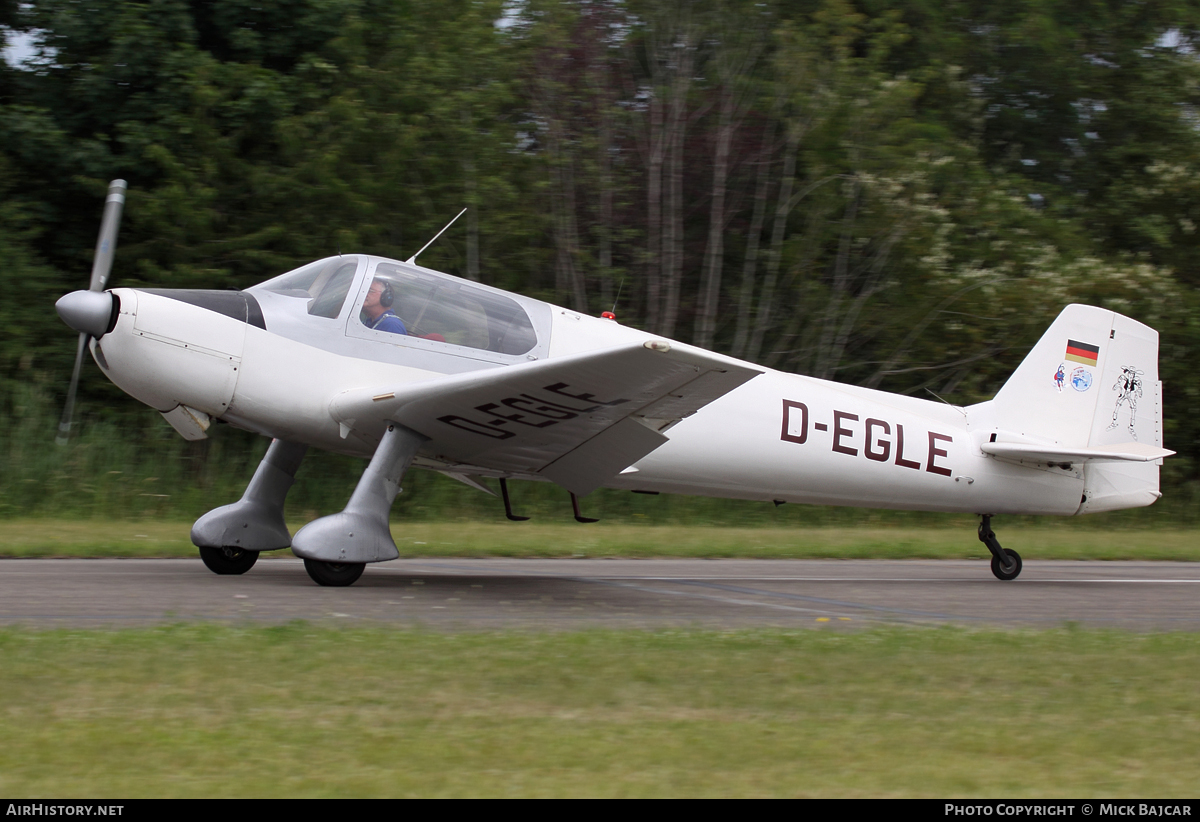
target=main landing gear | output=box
[191,438,308,576]
[301,558,365,587]
[290,423,426,587]
[198,545,259,575]
[978,514,1022,581]
[192,425,426,587]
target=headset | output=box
[373,279,394,308]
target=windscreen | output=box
[258,256,362,319]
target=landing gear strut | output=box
[978,515,1022,581]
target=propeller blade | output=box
[88,179,127,292]
[55,332,89,446]
[58,180,127,444]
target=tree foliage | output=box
[4,0,1200,490]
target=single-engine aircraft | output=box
[55,181,1174,586]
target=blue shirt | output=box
[368,310,407,335]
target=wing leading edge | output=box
[330,342,762,495]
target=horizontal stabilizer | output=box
[981,440,1174,466]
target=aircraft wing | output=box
[981,440,1175,466]
[330,342,762,495]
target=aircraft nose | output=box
[56,290,120,338]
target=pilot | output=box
[362,278,407,335]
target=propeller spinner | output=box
[54,179,126,445]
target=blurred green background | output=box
[3,0,1200,523]
[7,7,1200,797]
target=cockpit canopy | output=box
[256,255,541,358]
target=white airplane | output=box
[55,181,1174,586]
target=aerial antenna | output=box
[406,208,467,265]
[925,387,967,417]
[611,277,625,315]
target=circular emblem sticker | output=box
[1071,367,1093,392]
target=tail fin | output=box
[985,304,1165,513]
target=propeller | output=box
[54,179,126,445]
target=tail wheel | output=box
[198,545,259,575]
[303,558,366,587]
[990,548,1022,581]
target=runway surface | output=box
[2,557,1200,630]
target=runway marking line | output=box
[602,577,1200,584]
[373,565,1200,585]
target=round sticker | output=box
[1071,367,1093,392]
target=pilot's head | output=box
[363,279,394,318]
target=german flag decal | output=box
[1065,339,1100,366]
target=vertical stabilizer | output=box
[985,304,1162,513]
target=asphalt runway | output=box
[2,557,1200,630]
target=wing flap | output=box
[539,417,669,496]
[330,342,761,494]
[633,368,754,431]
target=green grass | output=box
[0,625,1197,797]
[2,518,1199,560]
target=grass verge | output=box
[1,519,1198,561]
[0,624,1197,797]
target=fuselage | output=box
[91,254,1090,518]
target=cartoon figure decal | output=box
[1107,366,1144,440]
[1053,363,1066,392]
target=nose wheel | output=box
[979,515,1022,581]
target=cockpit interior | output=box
[250,255,547,368]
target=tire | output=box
[303,558,366,587]
[990,548,1022,581]
[198,545,259,575]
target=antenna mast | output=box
[611,277,625,315]
[406,208,468,265]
